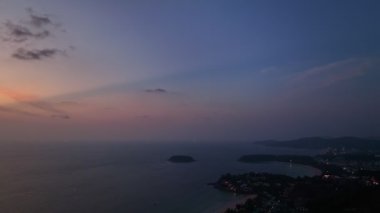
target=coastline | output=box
[215,194,257,213]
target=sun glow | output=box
[0,95,12,104]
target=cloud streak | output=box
[273,58,378,101]
[292,58,373,89]
[0,87,70,119]
[145,88,168,94]
[0,106,39,117]
[12,48,63,60]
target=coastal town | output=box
[213,142,380,212]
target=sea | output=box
[0,141,321,213]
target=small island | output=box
[168,155,195,163]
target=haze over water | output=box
[0,142,320,213]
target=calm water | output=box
[0,142,320,213]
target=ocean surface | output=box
[0,142,321,213]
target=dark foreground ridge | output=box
[214,172,380,213]
[168,155,195,163]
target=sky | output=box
[0,0,379,142]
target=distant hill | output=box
[257,137,380,151]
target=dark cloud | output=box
[1,8,70,61]
[3,22,33,42]
[3,21,51,43]
[2,8,60,43]
[145,88,167,94]
[30,15,52,28]
[12,48,63,60]
[26,8,55,28]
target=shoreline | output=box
[216,194,257,213]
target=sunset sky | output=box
[0,0,379,142]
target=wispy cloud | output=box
[292,58,373,89]
[56,101,80,106]
[0,87,70,119]
[0,106,38,117]
[27,101,70,119]
[51,114,70,119]
[273,58,378,101]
